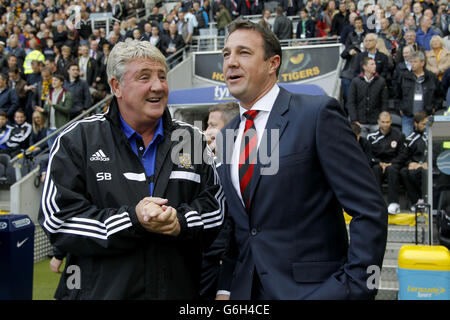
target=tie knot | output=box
[243,110,259,121]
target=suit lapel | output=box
[247,88,291,210]
[217,115,245,212]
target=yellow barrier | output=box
[344,212,428,226]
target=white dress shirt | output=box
[230,84,280,205]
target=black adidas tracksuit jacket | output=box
[38,98,225,299]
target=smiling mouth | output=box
[146,98,162,103]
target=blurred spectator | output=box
[40,73,72,148]
[8,66,26,112]
[416,15,438,50]
[96,42,110,88]
[149,6,164,26]
[377,36,395,76]
[64,63,91,119]
[340,12,358,45]
[161,22,186,58]
[296,8,315,39]
[5,36,26,66]
[140,22,153,41]
[108,22,125,43]
[193,1,209,34]
[0,72,18,122]
[78,12,92,45]
[412,1,424,25]
[149,25,162,51]
[340,16,366,111]
[355,33,389,79]
[251,0,263,15]
[56,45,75,80]
[113,0,125,20]
[280,0,300,17]
[177,10,194,45]
[77,44,98,89]
[88,38,103,62]
[348,57,388,138]
[0,40,6,67]
[42,38,56,60]
[273,6,293,40]
[216,4,232,36]
[31,67,52,118]
[23,38,44,75]
[396,29,425,64]
[52,23,67,47]
[425,35,450,80]
[393,45,414,94]
[317,1,337,37]
[396,51,442,136]
[258,9,272,31]
[29,110,47,152]
[331,1,349,37]
[132,28,142,41]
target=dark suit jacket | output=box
[76,57,98,87]
[215,87,388,299]
[354,51,389,79]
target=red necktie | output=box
[246,0,250,9]
[239,110,259,210]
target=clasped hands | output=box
[136,197,180,237]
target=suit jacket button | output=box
[251,228,258,236]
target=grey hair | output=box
[410,50,426,62]
[107,39,167,86]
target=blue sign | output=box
[168,84,326,106]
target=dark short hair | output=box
[52,73,65,82]
[361,56,375,69]
[209,102,240,125]
[0,111,7,118]
[413,111,428,123]
[68,63,79,70]
[0,73,8,82]
[227,20,282,76]
[15,108,26,116]
[354,16,364,23]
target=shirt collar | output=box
[119,113,164,143]
[238,84,280,120]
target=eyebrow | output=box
[137,67,166,74]
[222,45,253,53]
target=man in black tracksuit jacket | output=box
[399,111,428,208]
[38,41,224,299]
[367,111,406,213]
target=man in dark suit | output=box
[76,44,98,88]
[215,20,388,300]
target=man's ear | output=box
[270,54,281,76]
[109,77,122,98]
